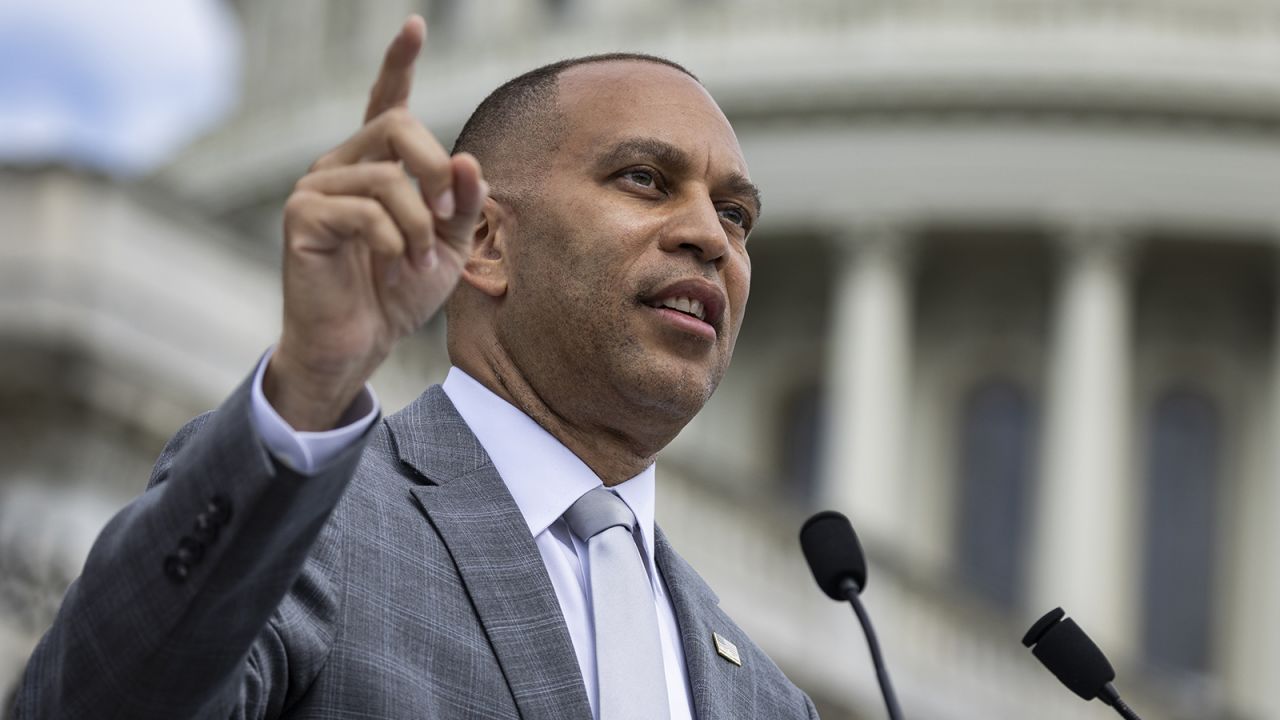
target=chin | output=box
[622,356,722,422]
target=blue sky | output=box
[0,0,241,176]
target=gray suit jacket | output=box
[16,375,818,719]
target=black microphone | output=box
[800,511,904,720]
[1022,608,1145,720]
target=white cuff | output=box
[249,348,379,475]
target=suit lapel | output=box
[655,528,755,720]
[387,387,593,720]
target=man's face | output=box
[497,61,758,428]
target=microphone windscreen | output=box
[1022,607,1065,648]
[800,511,868,600]
[1029,616,1116,700]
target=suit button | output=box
[163,555,190,584]
[193,512,219,543]
[176,536,205,565]
[207,495,233,525]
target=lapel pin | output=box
[712,632,742,667]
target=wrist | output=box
[265,347,373,431]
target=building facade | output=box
[4,1,1280,717]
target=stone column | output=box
[1031,223,1136,656]
[1224,255,1280,719]
[820,223,914,548]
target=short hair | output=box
[451,53,698,188]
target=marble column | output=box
[1224,254,1280,719]
[820,223,914,548]
[1031,223,1137,656]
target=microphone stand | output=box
[1099,683,1144,720]
[840,577,904,720]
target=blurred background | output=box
[3,0,1280,718]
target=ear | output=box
[460,197,509,298]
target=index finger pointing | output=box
[364,15,426,124]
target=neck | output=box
[455,347,676,487]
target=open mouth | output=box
[640,279,726,335]
[648,295,707,322]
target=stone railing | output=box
[654,460,1179,719]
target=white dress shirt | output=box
[248,350,380,473]
[248,351,696,719]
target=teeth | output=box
[658,296,707,321]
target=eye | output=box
[718,204,751,231]
[620,168,660,189]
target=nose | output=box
[659,193,729,269]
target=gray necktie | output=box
[563,487,671,720]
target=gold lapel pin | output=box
[712,632,742,667]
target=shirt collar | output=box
[441,367,657,560]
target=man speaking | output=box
[15,15,817,719]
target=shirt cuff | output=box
[249,347,380,475]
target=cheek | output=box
[727,255,751,323]
[518,245,628,329]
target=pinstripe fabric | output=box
[656,529,819,720]
[15,376,817,719]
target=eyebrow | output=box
[595,137,763,219]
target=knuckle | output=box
[283,190,314,217]
[420,167,450,189]
[369,230,403,256]
[380,106,416,131]
[282,192,320,245]
[308,152,337,173]
[405,210,434,242]
[352,197,383,226]
[293,173,319,193]
[417,168,452,194]
[358,203,399,249]
[368,161,404,188]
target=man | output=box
[16,16,817,719]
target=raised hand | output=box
[266,16,487,431]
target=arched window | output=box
[1142,388,1220,675]
[956,379,1038,610]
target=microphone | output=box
[800,511,904,720]
[1021,608,1145,720]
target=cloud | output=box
[0,0,241,176]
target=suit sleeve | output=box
[13,371,372,719]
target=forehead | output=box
[554,61,749,174]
